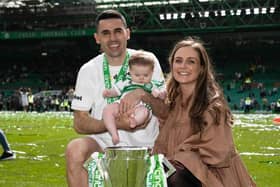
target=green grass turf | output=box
[233,114,280,187]
[0,112,279,187]
[0,112,77,187]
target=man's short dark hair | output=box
[95,9,127,31]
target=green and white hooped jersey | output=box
[113,78,165,97]
[113,78,165,111]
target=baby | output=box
[102,51,166,144]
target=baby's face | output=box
[129,65,153,84]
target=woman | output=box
[136,37,257,186]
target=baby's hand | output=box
[102,89,110,98]
[152,89,166,100]
[151,89,160,98]
[158,91,167,100]
[103,89,119,98]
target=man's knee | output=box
[66,138,89,162]
[65,137,101,163]
[66,140,81,163]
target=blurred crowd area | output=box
[0,87,74,112]
[0,55,79,112]
[0,46,279,113]
[217,59,280,113]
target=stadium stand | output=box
[0,0,279,113]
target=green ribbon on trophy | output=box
[85,152,105,187]
[146,154,168,187]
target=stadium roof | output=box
[0,0,94,8]
[0,0,279,35]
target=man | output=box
[65,10,165,187]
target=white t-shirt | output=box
[71,49,165,149]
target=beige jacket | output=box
[153,96,256,187]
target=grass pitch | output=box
[0,112,76,187]
[0,112,279,187]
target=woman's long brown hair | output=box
[166,37,233,133]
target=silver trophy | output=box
[86,146,176,187]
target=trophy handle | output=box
[162,157,176,178]
[97,158,112,187]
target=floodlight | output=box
[181,12,186,19]
[254,8,259,15]
[166,13,172,20]
[245,8,251,15]
[261,8,267,14]
[190,12,195,18]
[221,10,226,16]
[236,9,241,16]
[214,10,218,17]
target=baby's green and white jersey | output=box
[113,79,165,111]
[113,78,165,97]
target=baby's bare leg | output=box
[102,103,120,144]
[130,106,150,128]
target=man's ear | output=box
[126,28,131,40]
[94,33,100,44]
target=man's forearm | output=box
[73,111,107,134]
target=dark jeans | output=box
[0,129,10,151]
[167,160,202,187]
